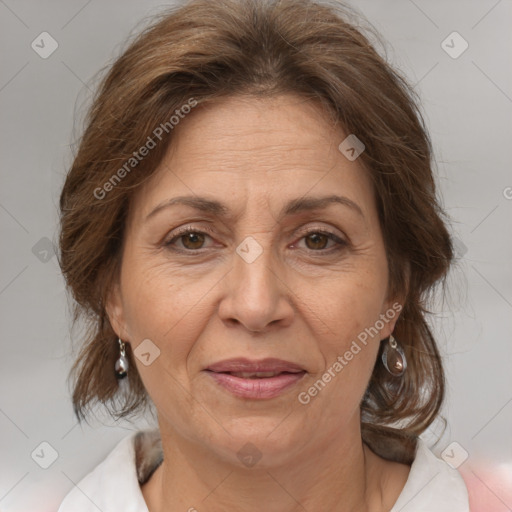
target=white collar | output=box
[390,438,469,511]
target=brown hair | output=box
[59,0,453,463]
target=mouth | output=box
[206,357,306,374]
[204,358,306,399]
[220,371,302,379]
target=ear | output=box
[105,281,130,341]
[380,261,409,339]
[379,299,403,340]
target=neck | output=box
[142,422,398,512]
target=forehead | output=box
[130,94,374,222]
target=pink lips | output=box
[205,358,306,399]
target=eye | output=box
[164,226,348,254]
[164,226,214,251]
[294,229,347,253]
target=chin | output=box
[204,415,307,469]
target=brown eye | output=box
[165,228,213,251]
[306,233,329,250]
[304,232,330,250]
[180,232,206,250]
[293,229,348,254]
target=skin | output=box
[107,93,410,511]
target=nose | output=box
[218,238,294,334]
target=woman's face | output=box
[108,94,400,466]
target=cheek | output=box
[118,256,212,369]
[119,259,214,425]
[299,259,388,405]
[297,287,382,427]
[313,264,389,346]
[121,247,210,325]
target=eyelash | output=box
[163,225,348,254]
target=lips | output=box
[205,358,306,399]
[206,357,305,374]
[228,371,290,379]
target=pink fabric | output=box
[460,463,512,511]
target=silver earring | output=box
[381,334,407,377]
[115,338,129,379]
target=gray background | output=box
[0,0,511,510]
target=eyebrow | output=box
[145,194,364,221]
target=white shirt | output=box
[57,429,470,511]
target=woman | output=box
[57,0,470,510]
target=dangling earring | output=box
[115,338,129,379]
[381,334,407,377]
